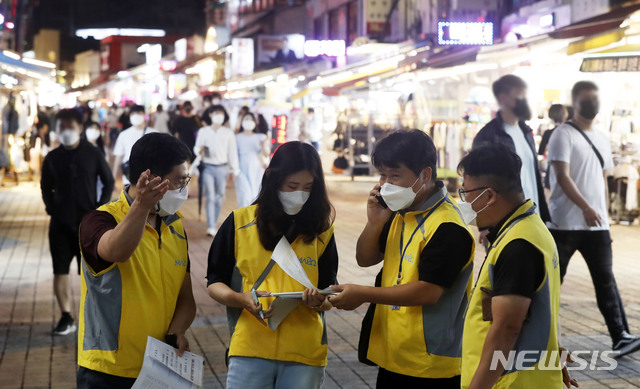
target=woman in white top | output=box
[235,113,270,208]
[194,105,240,236]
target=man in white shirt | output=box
[548,80,640,357]
[112,105,156,186]
[194,106,240,236]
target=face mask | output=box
[243,120,256,132]
[279,190,310,215]
[157,186,189,217]
[379,175,423,212]
[211,113,225,125]
[579,99,599,120]
[212,98,221,105]
[458,189,489,226]
[59,129,80,147]
[130,114,145,127]
[512,98,532,121]
[85,128,101,142]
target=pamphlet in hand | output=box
[131,336,204,389]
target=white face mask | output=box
[243,120,256,132]
[130,114,145,127]
[458,189,489,226]
[85,128,101,142]
[212,98,221,105]
[157,186,189,217]
[379,175,423,212]
[278,190,310,215]
[59,129,80,147]
[211,113,225,125]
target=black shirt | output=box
[207,213,339,289]
[171,116,199,153]
[379,219,473,289]
[40,140,115,230]
[486,205,545,298]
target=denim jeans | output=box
[226,357,325,389]
[202,164,227,230]
[551,229,629,341]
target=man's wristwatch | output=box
[165,333,178,348]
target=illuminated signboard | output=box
[438,22,494,45]
[159,60,177,72]
[271,114,288,154]
[304,40,346,57]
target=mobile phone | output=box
[376,195,388,209]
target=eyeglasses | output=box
[177,176,192,192]
[458,187,488,202]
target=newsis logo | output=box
[490,349,618,371]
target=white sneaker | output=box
[206,228,217,237]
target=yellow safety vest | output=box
[78,190,189,378]
[461,200,563,388]
[367,185,475,378]
[227,205,335,367]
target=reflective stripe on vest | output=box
[367,186,475,379]
[461,200,563,389]
[77,190,188,378]
[227,205,334,367]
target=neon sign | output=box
[438,22,494,46]
[304,40,346,57]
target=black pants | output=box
[49,220,80,275]
[376,368,461,389]
[77,366,136,389]
[551,229,629,341]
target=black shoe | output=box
[613,332,640,358]
[52,315,77,336]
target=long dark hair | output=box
[255,141,334,250]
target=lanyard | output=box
[396,195,448,285]
[473,205,536,289]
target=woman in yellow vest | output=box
[207,141,338,389]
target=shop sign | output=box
[257,34,305,66]
[231,38,254,78]
[304,40,346,57]
[271,114,288,154]
[581,56,640,72]
[365,0,392,36]
[438,22,494,45]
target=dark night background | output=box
[31,0,207,61]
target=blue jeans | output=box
[226,357,325,389]
[202,164,227,230]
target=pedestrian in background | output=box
[330,130,474,389]
[457,144,573,389]
[77,133,195,388]
[548,81,640,356]
[171,101,200,161]
[538,104,568,190]
[207,141,338,389]
[112,105,156,186]
[473,75,550,227]
[40,108,114,336]
[235,112,269,208]
[194,104,239,236]
[234,105,250,134]
[152,104,170,134]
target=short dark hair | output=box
[492,74,527,98]
[571,81,598,101]
[255,141,334,250]
[203,104,229,126]
[55,108,82,125]
[211,92,221,100]
[372,130,437,179]
[548,104,567,124]
[156,104,163,112]
[128,133,192,184]
[457,144,523,196]
[203,94,213,102]
[130,105,145,114]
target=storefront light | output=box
[3,50,20,60]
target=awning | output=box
[550,3,640,40]
[566,28,626,55]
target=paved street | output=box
[3,176,640,388]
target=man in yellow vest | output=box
[329,130,475,388]
[458,144,577,389]
[77,133,196,388]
